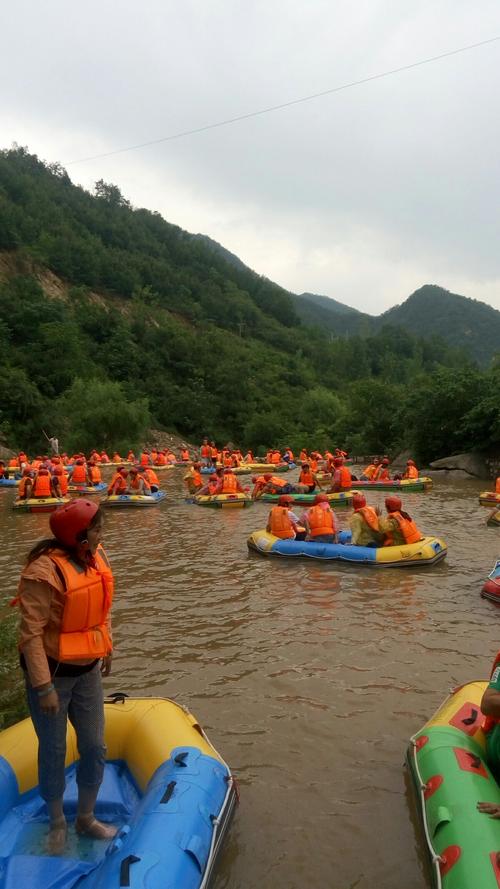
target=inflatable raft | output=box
[406,680,500,889]
[0,695,236,889]
[248,529,447,567]
[194,493,252,509]
[12,496,70,514]
[347,477,433,492]
[68,482,108,495]
[479,491,500,507]
[102,491,166,508]
[481,560,500,605]
[257,491,354,508]
[486,509,500,527]
[0,477,20,488]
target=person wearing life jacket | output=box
[8,457,20,469]
[0,460,5,479]
[251,475,269,498]
[99,451,110,463]
[142,467,160,492]
[243,450,255,464]
[165,449,176,464]
[32,468,54,499]
[110,452,122,463]
[15,499,117,850]
[150,449,158,464]
[18,451,28,468]
[52,465,69,498]
[126,450,135,463]
[138,450,150,466]
[127,467,151,495]
[209,442,218,465]
[269,450,281,465]
[305,494,337,543]
[70,459,89,486]
[298,463,321,494]
[180,446,190,462]
[373,457,391,481]
[198,474,220,496]
[218,468,244,495]
[402,459,419,480]
[87,464,102,486]
[266,495,300,539]
[200,439,211,465]
[328,458,352,492]
[349,494,383,547]
[360,458,380,481]
[380,496,423,546]
[107,467,128,496]
[282,447,294,463]
[17,467,34,500]
[184,463,203,494]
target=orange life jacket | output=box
[270,452,281,464]
[377,468,390,481]
[89,465,102,483]
[100,453,110,463]
[299,470,314,486]
[140,453,150,466]
[33,471,52,498]
[372,464,386,480]
[31,459,42,470]
[269,507,295,539]
[299,451,308,462]
[495,478,500,495]
[207,481,219,495]
[310,458,318,472]
[127,452,135,462]
[192,471,202,487]
[201,445,210,457]
[181,450,190,461]
[130,475,150,493]
[308,505,335,538]
[48,546,113,661]
[155,453,167,465]
[8,458,19,468]
[108,473,127,494]
[285,449,294,461]
[336,466,352,488]
[71,464,87,484]
[211,447,218,459]
[483,652,500,734]
[144,468,159,486]
[384,511,422,546]
[363,464,377,479]
[222,474,238,494]
[18,476,32,499]
[357,506,380,531]
[55,473,69,496]
[268,476,286,488]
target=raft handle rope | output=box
[408,735,443,889]
[106,692,129,705]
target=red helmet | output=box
[209,474,218,480]
[50,499,99,547]
[53,466,63,475]
[278,495,293,506]
[382,458,390,465]
[385,495,402,513]
[333,457,343,467]
[352,493,366,510]
[314,493,329,504]
[407,459,415,465]
[264,473,272,481]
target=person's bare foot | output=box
[47,816,67,854]
[75,815,117,840]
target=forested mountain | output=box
[292,285,500,366]
[1,145,500,463]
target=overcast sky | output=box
[2,1,500,314]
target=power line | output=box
[66,35,500,166]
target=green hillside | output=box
[1,145,499,464]
[291,291,372,336]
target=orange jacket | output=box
[268,476,286,488]
[112,453,122,463]
[222,474,238,494]
[140,452,150,466]
[201,444,211,457]
[71,464,88,484]
[269,507,295,539]
[363,464,377,479]
[49,546,113,661]
[33,471,52,498]
[89,465,102,483]
[384,511,421,546]
[404,465,419,480]
[18,476,32,499]
[356,506,380,531]
[181,450,190,461]
[308,505,336,538]
[270,452,281,464]
[108,472,127,495]
[55,473,69,496]
[299,450,308,463]
[299,470,315,486]
[495,478,500,495]
[334,466,352,488]
[155,453,167,465]
[144,468,159,486]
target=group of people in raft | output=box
[266,492,422,547]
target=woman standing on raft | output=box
[15,499,117,851]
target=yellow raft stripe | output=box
[423,680,488,751]
[0,698,223,794]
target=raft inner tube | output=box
[247,528,447,567]
[12,497,70,513]
[0,696,237,889]
[0,477,20,487]
[102,491,166,507]
[257,491,354,507]
[406,680,499,889]
[344,477,433,492]
[481,559,500,604]
[68,482,108,495]
[479,491,500,507]
[194,492,252,509]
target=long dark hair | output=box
[26,507,103,565]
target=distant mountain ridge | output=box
[292,285,500,365]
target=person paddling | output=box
[15,500,117,853]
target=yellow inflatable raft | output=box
[13,496,70,514]
[194,492,252,509]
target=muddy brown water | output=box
[1,471,499,888]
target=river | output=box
[1,470,499,888]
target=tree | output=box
[55,378,150,453]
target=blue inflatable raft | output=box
[248,529,447,567]
[0,696,237,889]
[0,477,20,488]
[102,491,166,508]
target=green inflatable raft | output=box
[407,680,500,889]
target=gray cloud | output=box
[2,0,500,311]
